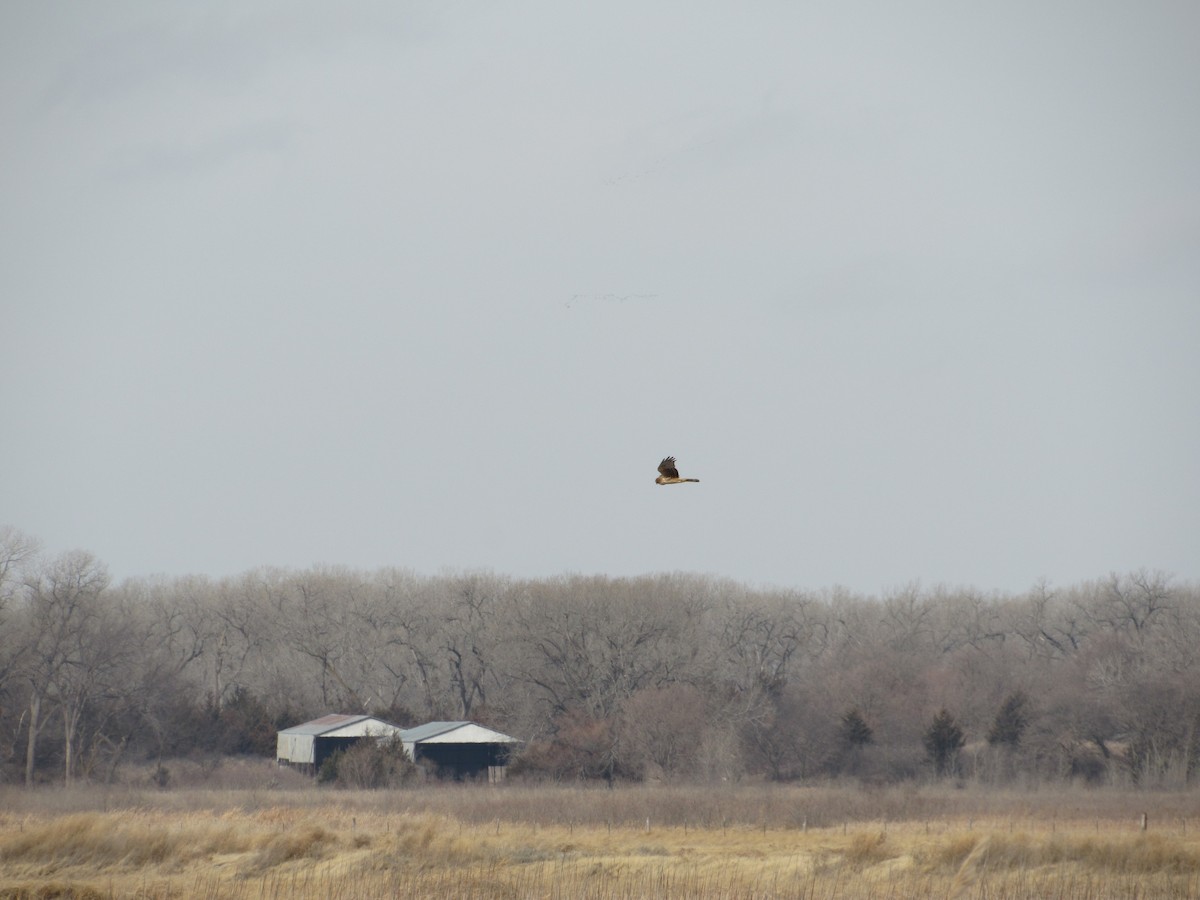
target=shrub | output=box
[319,735,416,788]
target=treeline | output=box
[1,526,1197,787]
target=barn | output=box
[276,715,522,781]
[400,721,521,781]
[276,713,404,774]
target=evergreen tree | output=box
[839,708,874,747]
[987,691,1028,748]
[215,687,277,756]
[923,708,965,776]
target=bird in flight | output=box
[656,456,700,485]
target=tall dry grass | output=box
[5,761,1197,829]
[2,779,1199,898]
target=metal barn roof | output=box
[278,714,374,737]
[400,721,520,744]
[278,714,406,740]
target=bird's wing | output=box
[658,457,680,478]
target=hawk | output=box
[655,456,700,485]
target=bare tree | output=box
[618,683,708,780]
[269,567,368,711]
[880,582,936,653]
[1083,571,1176,641]
[208,574,273,710]
[53,589,130,785]
[0,528,42,778]
[433,572,511,720]
[342,568,424,719]
[511,575,705,723]
[1010,579,1088,661]
[17,550,110,786]
[0,527,41,604]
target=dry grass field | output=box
[2,765,1198,898]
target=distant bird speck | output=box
[565,293,658,309]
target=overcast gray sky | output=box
[2,1,1197,594]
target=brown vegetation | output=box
[1,782,1198,898]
